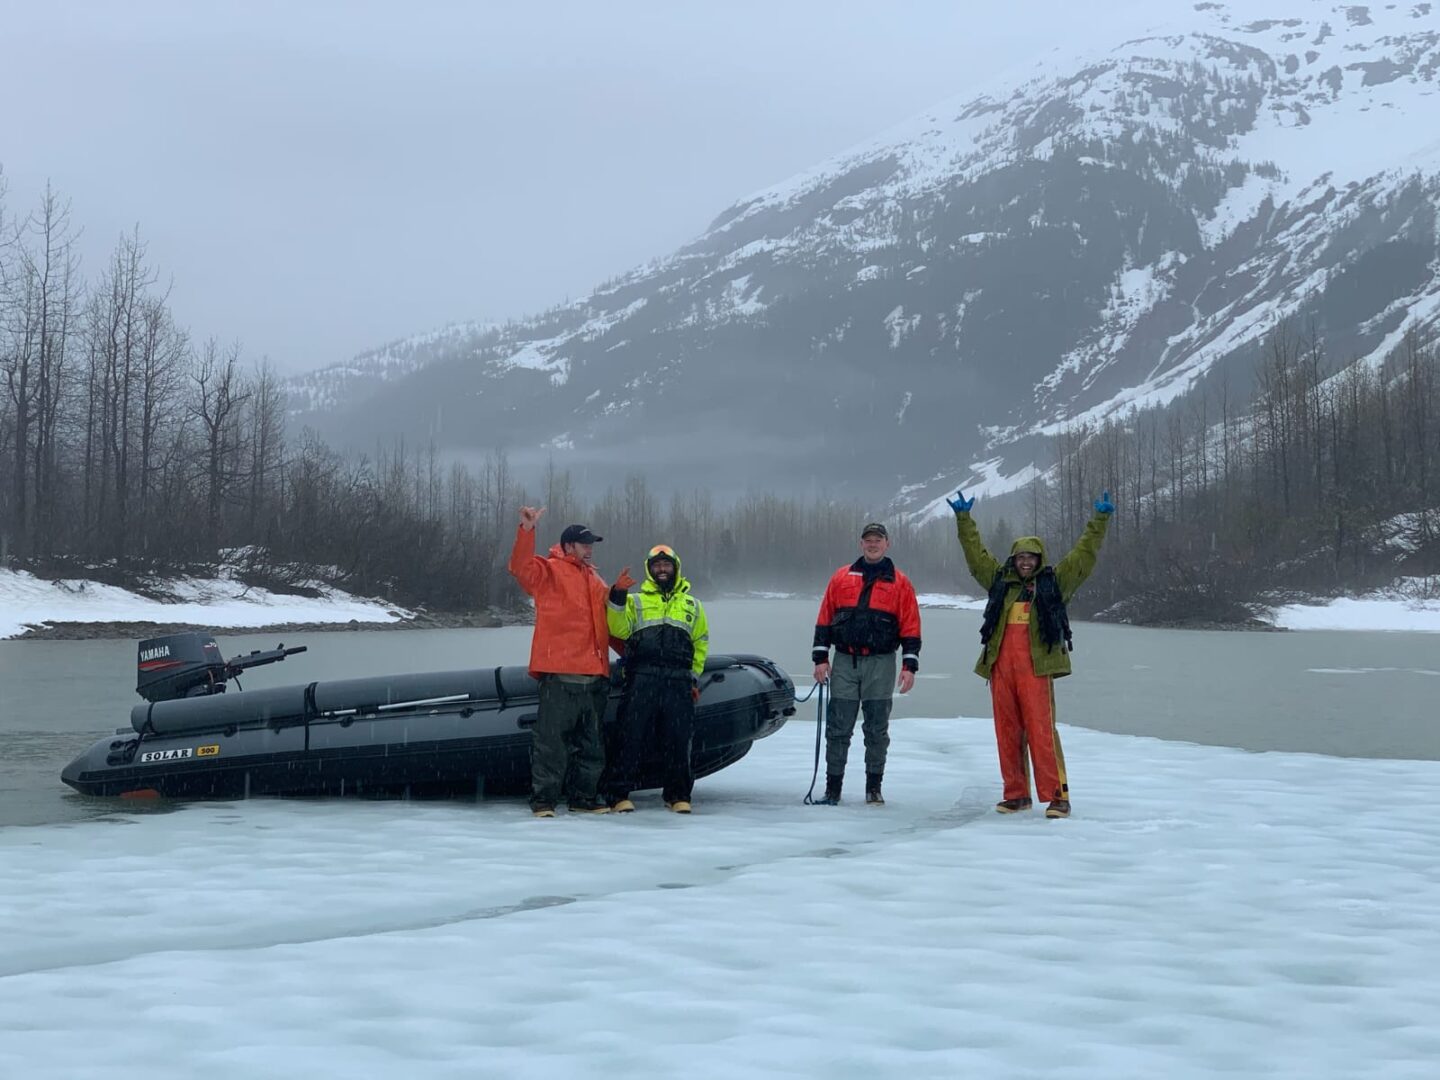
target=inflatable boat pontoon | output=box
[60,632,795,800]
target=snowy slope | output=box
[285,320,497,416]
[714,2,1440,228]
[292,1,1440,506]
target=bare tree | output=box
[245,360,286,537]
[18,184,81,557]
[1,242,38,558]
[191,338,252,553]
[87,228,157,559]
[135,294,188,556]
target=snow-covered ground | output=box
[0,568,411,640]
[2,718,1435,1079]
[915,592,985,610]
[1269,579,1440,633]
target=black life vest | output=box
[827,560,902,655]
[979,564,1073,653]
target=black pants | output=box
[603,670,695,804]
[530,675,608,811]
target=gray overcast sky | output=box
[1,0,1156,375]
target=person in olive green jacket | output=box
[603,544,710,813]
[949,488,1114,818]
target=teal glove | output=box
[946,490,975,513]
[1094,490,1115,515]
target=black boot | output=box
[816,773,843,805]
[865,772,884,805]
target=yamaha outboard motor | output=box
[136,632,307,703]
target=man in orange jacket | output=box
[509,505,633,817]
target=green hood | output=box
[1009,536,1047,563]
[644,546,687,592]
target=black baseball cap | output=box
[560,524,603,545]
[861,522,888,539]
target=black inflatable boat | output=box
[60,632,796,800]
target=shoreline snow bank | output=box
[0,568,411,641]
[7,569,1440,639]
[1269,579,1440,633]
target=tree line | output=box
[1,184,289,571]
[3,181,1437,623]
[1029,324,1440,622]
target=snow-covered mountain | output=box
[285,321,497,418]
[288,0,1440,506]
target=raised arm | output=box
[1055,493,1114,601]
[507,508,549,596]
[606,567,637,640]
[950,491,1000,591]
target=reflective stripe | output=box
[631,590,701,639]
[635,594,694,617]
[634,615,695,633]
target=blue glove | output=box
[1094,490,1115,515]
[946,490,975,513]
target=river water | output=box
[2,599,1436,827]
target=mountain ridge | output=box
[287,0,1440,509]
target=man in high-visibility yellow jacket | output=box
[604,544,710,813]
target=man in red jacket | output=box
[811,522,922,805]
[509,506,633,817]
